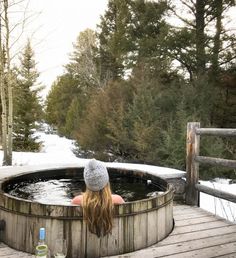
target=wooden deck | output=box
[108,204,236,258]
[0,243,34,257]
[0,204,235,257]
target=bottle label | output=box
[36,244,48,257]
[54,254,66,258]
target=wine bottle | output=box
[35,227,48,258]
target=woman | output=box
[72,159,124,237]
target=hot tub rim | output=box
[0,167,175,218]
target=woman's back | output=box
[72,193,124,205]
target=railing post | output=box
[186,122,200,206]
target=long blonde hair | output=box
[82,183,113,237]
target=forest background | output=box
[1,0,236,181]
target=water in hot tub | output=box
[5,176,165,205]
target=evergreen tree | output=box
[65,97,83,138]
[43,0,235,178]
[45,29,102,138]
[167,0,236,80]
[77,80,133,160]
[98,0,169,83]
[98,0,132,84]
[13,40,42,151]
[45,73,80,137]
[129,0,169,74]
[165,0,236,130]
[66,29,100,89]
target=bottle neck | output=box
[38,239,45,245]
[39,228,46,245]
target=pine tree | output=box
[45,73,80,137]
[98,0,132,84]
[167,0,235,80]
[98,0,169,84]
[66,29,100,89]
[13,40,42,151]
[65,97,82,138]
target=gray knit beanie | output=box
[84,159,109,191]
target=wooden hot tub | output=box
[0,166,174,257]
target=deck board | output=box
[0,204,235,257]
[158,225,236,246]
[215,253,236,258]
[106,205,236,258]
[0,243,34,257]
[175,214,222,226]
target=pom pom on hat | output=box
[84,159,109,191]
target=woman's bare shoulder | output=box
[71,195,83,205]
[112,194,125,204]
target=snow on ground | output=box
[2,132,87,166]
[0,130,235,222]
[200,180,236,222]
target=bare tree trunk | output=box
[0,0,13,165]
[0,66,8,164]
[195,0,206,77]
[4,0,13,165]
[212,0,223,76]
[0,1,8,165]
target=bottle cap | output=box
[39,228,45,240]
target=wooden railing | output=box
[185,122,236,206]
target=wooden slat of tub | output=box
[124,213,134,253]
[85,226,100,258]
[106,216,119,256]
[46,218,62,251]
[70,220,84,258]
[16,213,26,251]
[117,214,124,254]
[24,216,35,253]
[100,230,109,257]
[133,201,148,250]
[133,212,147,250]
[165,200,173,234]
[105,205,236,258]
[157,204,166,241]
[145,198,155,246]
[3,210,18,250]
[147,209,158,245]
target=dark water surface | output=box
[5,176,165,205]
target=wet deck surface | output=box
[0,204,235,257]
